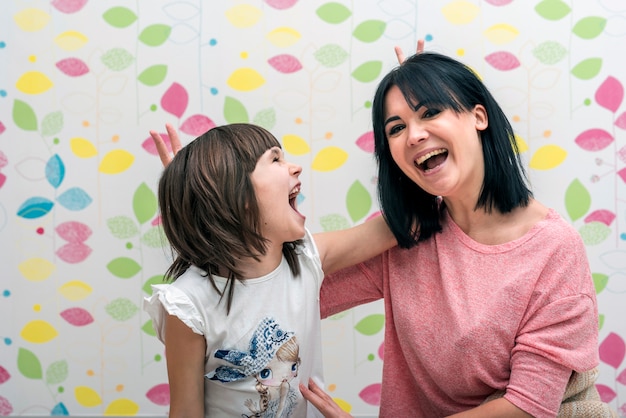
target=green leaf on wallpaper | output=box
[101,48,134,71]
[141,225,167,248]
[353,20,386,43]
[352,61,383,83]
[138,64,167,86]
[46,360,69,385]
[316,2,352,24]
[532,41,567,65]
[133,183,158,224]
[105,298,139,321]
[346,180,372,223]
[598,314,604,330]
[579,221,610,246]
[107,216,140,239]
[534,0,571,21]
[314,44,349,68]
[253,108,277,130]
[592,272,609,294]
[564,178,590,221]
[143,275,166,295]
[319,213,351,232]
[139,24,172,47]
[41,111,63,137]
[224,96,250,123]
[107,257,142,279]
[103,7,138,28]
[572,16,606,40]
[142,319,157,337]
[571,58,602,80]
[13,99,38,131]
[355,313,385,336]
[17,347,43,380]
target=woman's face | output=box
[383,85,488,203]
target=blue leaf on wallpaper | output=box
[46,154,65,189]
[57,187,93,211]
[51,402,69,416]
[17,197,54,219]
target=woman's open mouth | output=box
[415,149,448,173]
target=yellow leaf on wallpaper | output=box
[20,320,58,343]
[99,149,135,174]
[227,68,266,92]
[266,27,301,48]
[283,134,311,156]
[55,30,89,51]
[225,4,262,28]
[514,134,528,153]
[333,398,352,413]
[441,1,480,25]
[104,398,139,416]
[59,280,93,301]
[16,71,53,95]
[70,137,98,158]
[529,144,567,170]
[312,146,348,172]
[484,23,519,45]
[75,386,103,407]
[14,8,51,32]
[18,257,56,282]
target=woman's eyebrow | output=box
[384,115,400,128]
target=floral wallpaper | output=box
[0,0,624,416]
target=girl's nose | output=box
[290,162,302,176]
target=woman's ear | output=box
[474,105,488,131]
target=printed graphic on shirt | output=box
[206,317,301,417]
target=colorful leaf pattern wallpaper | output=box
[1,0,625,416]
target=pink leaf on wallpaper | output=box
[595,76,623,113]
[599,332,625,369]
[617,167,626,184]
[0,173,5,189]
[56,221,92,243]
[0,121,5,135]
[359,383,382,406]
[146,383,170,406]
[56,58,90,77]
[268,54,302,74]
[378,341,384,360]
[584,209,616,226]
[619,146,626,164]
[60,307,94,326]
[356,131,374,153]
[142,133,172,156]
[574,128,614,151]
[180,114,216,136]
[596,384,617,403]
[0,151,7,169]
[264,0,298,9]
[161,82,189,118]
[615,111,626,130]
[485,51,520,71]
[366,211,382,222]
[56,242,92,264]
[0,396,13,415]
[152,215,162,226]
[51,0,88,13]
[617,368,626,385]
[0,365,10,384]
[484,0,513,5]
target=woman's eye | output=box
[423,108,440,118]
[387,125,404,136]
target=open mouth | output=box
[415,149,448,172]
[288,185,300,210]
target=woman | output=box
[302,52,607,417]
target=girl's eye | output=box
[259,368,272,380]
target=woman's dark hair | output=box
[158,123,301,313]
[372,52,532,248]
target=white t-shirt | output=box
[144,229,324,417]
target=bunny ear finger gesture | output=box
[150,123,183,167]
[394,39,425,64]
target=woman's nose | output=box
[406,122,427,146]
[290,162,302,176]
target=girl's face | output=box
[383,85,488,204]
[257,356,299,388]
[250,146,306,244]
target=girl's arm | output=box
[164,314,207,418]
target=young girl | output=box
[144,123,395,417]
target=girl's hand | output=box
[394,39,425,64]
[300,379,353,418]
[150,123,183,167]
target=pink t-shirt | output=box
[320,208,598,417]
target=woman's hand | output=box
[394,39,425,64]
[300,379,353,418]
[150,123,183,167]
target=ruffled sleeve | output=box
[143,284,206,344]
